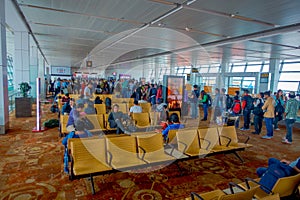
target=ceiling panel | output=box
[12,0,300,68]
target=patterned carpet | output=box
[0,104,299,199]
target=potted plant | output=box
[15,82,32,117]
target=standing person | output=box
[240,89,253,131]
[199,90,209,121]
[190,85,200,119]
[282,91,299,144]
[156,85,163,103]
[274,89,285,131]
[84,82,93,100]
[252,92,264,135]
[261,91,275,139]
[230,91,241,128]
[212,88,222,123]
[149,84,157,109]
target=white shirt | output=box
[84,86,91,99]
[129,105,142,113]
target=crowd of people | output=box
[54,76,300,194]
[192,85,299,145]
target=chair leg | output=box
[174,161,184,176]
[89,174,96,195]
[233,151,244,163]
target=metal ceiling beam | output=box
[182,5,277,27]
[18,3,144,25]
[11,0,48,64]
[104,22,300,67]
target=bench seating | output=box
[168,127,252,162]
[186,183,259,200]
[238,173,300,199]
[67,126,253,194]
[68,133,180,194]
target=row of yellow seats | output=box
[68,133,175,194]
[165,126,252,160]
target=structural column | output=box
[269,58,280,93]
[29,45,38,98]
[38,53,45,99]
[0,0,9,134]
[14,31,30,91]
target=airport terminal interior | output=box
[0,0,300,199]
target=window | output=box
[209,67,219,73]
[232,65,245,72]
[279,73,300,81]
[277,82,298,91]
[199,67,209,73]
[262,64,269,72]
[245,65,261,72]
[281,62,300,71]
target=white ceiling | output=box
[16,0,300,70]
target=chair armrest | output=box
[107,151,113,166]
[220,135,232,147]
[244,135,250,144]
[228,182,245,194]
[199,138,211,150]
[245,177,273,194]
[238,134,250,144]
[190,192,204,200]
[178,141,188,153]
[138,146,146,161]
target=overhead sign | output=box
[51,66,71,76]
[191,68,199,73]
[260,73,269,83]
[86,61,92,67]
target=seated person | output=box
[256,157,300,193]
[76,94,85,105]
[62,117,93,173]
[61,99,72,115]
[159,105,169,129]
[84,100,96,114]
[108,104,132,134]
[94,96,103,104]
[66,103,84,132]
[62,93,70,103]
[159,113,184,141]
[128,100,142,116]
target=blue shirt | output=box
[66,109,75,127]
[162,123,184,140]
[289,157,300,168]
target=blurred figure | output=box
[199,90,209,121]
[282,91,299,144]
[261,91,275,139]
[274,89,285,131]
[190,85,200,119]
[252,92,264,135]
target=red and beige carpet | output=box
[0,104,299,199]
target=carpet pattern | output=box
[0,104,299,199]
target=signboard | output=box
[204,86,212,93]
[260,73,269,83]
[191,68,199,73]
[186,73,191,81]
[228,87,240,96]
[51,66,71,76]
[163,75,185,111]
[119,74,131,79]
